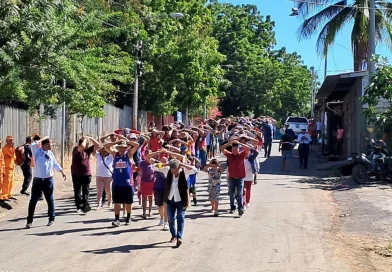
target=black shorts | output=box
[207,145,211,153]
[112,186,134,204]
[154,190,165,206]
[189,184,196,195]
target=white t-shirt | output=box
[244,159,254,181]
[155,166,197,202]
[95,153,114,178]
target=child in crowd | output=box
[187,156,200,206]
[203,159,224,216]
[243,154,254,209]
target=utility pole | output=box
[310,67,315,118]
[61,79,66,168]
[369,0,376,74]
[133,40,143,130]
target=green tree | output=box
[0,0,132,118]
[362,55,392,140]
[297,0,392,71]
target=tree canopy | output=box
[0,0,312,121]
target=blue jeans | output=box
[199,149,207,168]
[228,178,244,211]
[27,177,55,223]
[167,200,186,239]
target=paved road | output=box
[0,144,351,272]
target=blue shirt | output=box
[113,152,133,187]
[263,125,272,140]
[32,144,62,179]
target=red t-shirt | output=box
[150,137,161,152]
[71,145,95,176]
[224,150,247,179]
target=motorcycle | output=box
[349,140,390,184]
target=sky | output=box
[226,0,392,79]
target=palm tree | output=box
[297,0,392,71]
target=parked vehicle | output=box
[285,116,308,136]
[349,140,390,184]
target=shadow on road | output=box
[82,241,171,254]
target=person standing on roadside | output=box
[0,141,4,200]
[0,136,16,201]
[297,129,312,169]
[20,136,33,196]
[279,130,295,172]
[220,140,251,216]
[26,137,66,228]
[71,136,100,213]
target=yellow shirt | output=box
[2,145,16,170]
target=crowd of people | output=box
[0,116,320,247]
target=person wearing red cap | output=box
[0,136,16,200]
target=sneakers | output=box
[163,223,169,231]
[47,221,56,227]
[229,209,235,214]
[246,203,250,208]
[214,211,219,217]
[124,221,130,226]
[25,223,32,229]
[158,219,164,226]
[112,221,121,227]
[238,209,245,216]
[193,198,197,205]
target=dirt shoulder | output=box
[321,176,392,272]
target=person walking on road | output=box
[203,159,224,216]
[95,146,114,210]
[279,130,295,172]
[296,129,312,169]
[71,136,100,213]
[20,136,34,196]
[104,139,139,227]
[26,137,66,228]
[262,122,273,158]
[155,159,197,247]
[220,140,251,216]
[1,136,16,201]
[243,155,254,209]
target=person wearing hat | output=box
[104,139,139,227]
[0,136,16,200]
[155,159,197,247]
[296,128,312,169]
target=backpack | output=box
[15,145,26,166]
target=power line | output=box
[288,0,392,11]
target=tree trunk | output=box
[353,40,368,72]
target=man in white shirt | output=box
[316,120,322,139]
[296,129,312,169]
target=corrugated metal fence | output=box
[0,105,29,146]
[0,104,148,147]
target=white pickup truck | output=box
[285,116,309,136]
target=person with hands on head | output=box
[100,133,118,144]
[203,159,224,216]
[220,139,251,216]
[155,159,197,247]
[1,136,16,200]
[71,136,101,213]
[104,139,139,227]
[26,137,66,229]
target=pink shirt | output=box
[337,129,344,139]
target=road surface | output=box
[0,143,351,272]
